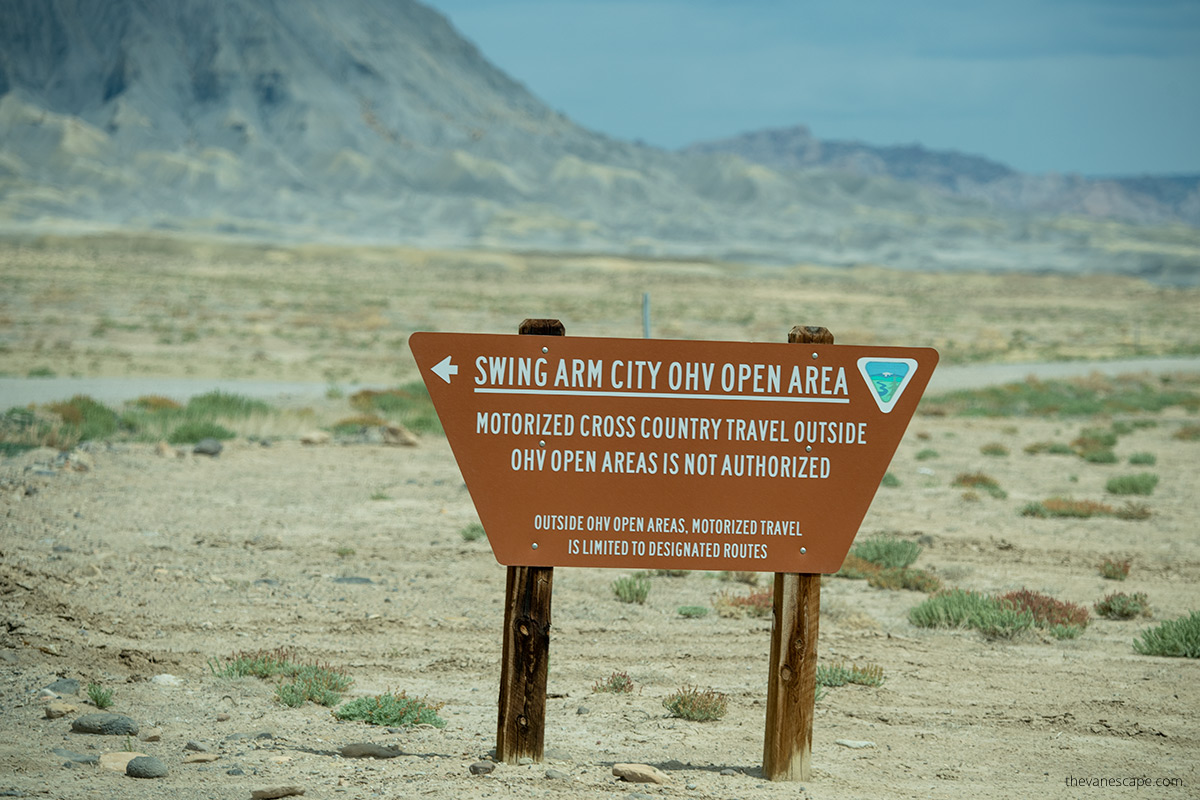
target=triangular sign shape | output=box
[857,358,919,413]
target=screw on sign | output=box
[409,321,937,779]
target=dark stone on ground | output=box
[332,576,372,584]
[249,787,305,799]
[71,713,139,735]
[545,769,570,780]
[126,755,168,778]
[339,743,404,759]
[469,761,495,775]
[44,678,80,695]
[53,749,99,764]
[193,438,222,456]
[184,740,208,752]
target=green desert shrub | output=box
[612,575,650,604]
[167,421,237,443]
[663,686,727,721]
[334,691,446,727]
[1105,473,1159,496]
[1099,557,1131,580]
[1127,452,1156,466]
[677,605,709,618]
[1132,612,1200,658]
[908,589,1033,639]
[209,647,352,707]
[816,662,885,688]
[850,535,921,569]
[86,683,114,709]
[1094,592,1152,620]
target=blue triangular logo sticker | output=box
[857,358,919,414]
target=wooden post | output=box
[495,318,562,764]
[763,325,833,781]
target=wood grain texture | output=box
[495,318,563,763]
[763,325,831,781]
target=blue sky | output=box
[423,0,1200,176]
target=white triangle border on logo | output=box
[857,357,919,414]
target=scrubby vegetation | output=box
[208,647,353,708]
[923,374,1200,417]
[334,692,446,727]
[837,535,941,592]
[910,588,1090,640]
[612,575,650,604]
[662,686,728,721]
[1094,592,1152,620]
[1132,612,1200,658]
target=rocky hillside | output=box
[685,126,1200,228]
[0,0,1197,283]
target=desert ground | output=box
[1,234,1199,800]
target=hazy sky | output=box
[423,0,1200,177]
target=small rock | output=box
[66,451,93,472]
[227,766,245,776]
[193,438,222,456]
[126,755,168,779]
[517,757,533,766]
[686,783,698,790]
[332,576,372,585]
[835,739,876,749]
[183,753,220,763]
[545,769,571,780]
[216,713,231,722]
[613,763,668,785]
[719,768,739,776]
[71,713,139,736]
[575,706,590,715]
[99,752,148,772]
[139,728,163,742]
[300,431,330,446]
[151,673,184,687]
[43,678,80,696]
[184,740,208,752]
[381,424,419,446]
[52,748,98,764]
[339,743,403,759]
[250,787,306,800]
[44,702,77,719]
[469,761,496,776]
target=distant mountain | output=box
[685,126,1200,228]
[1,0,1197,284]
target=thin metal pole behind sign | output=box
[495,318,562,764]
[762,325,833,781]
[642,292,651,339]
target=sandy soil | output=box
[2,403,1198,800]
[1,237,1199,799]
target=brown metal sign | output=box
[409,332,937,574]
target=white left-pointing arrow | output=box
[431,355,459,384]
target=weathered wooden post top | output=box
[410,321,936,778]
